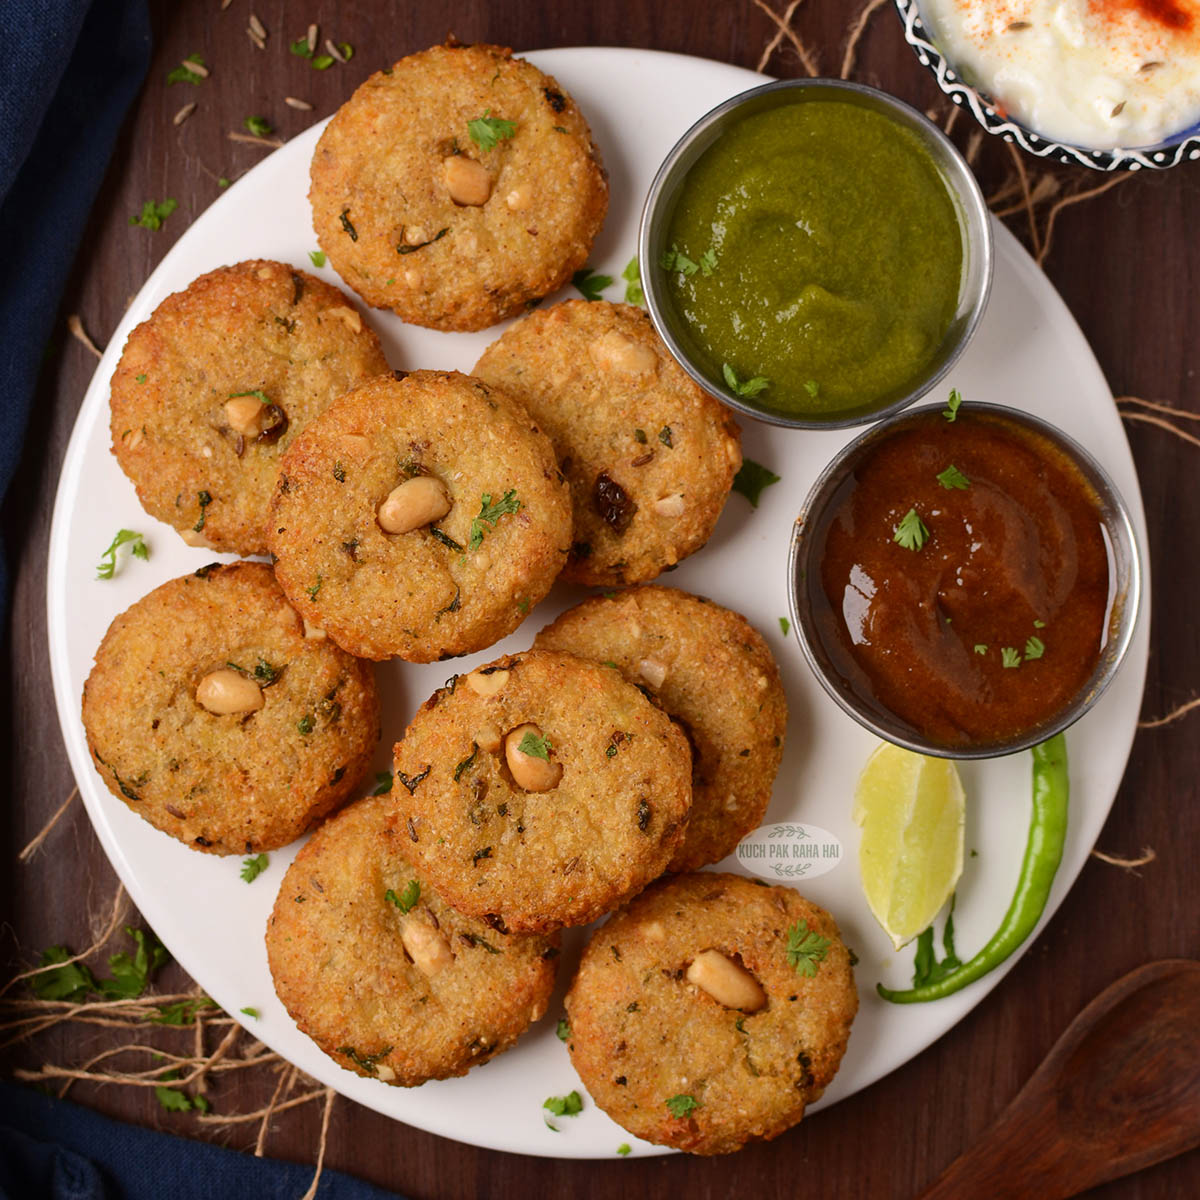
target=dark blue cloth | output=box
[0,0,150,619]
[0,1083,405,1199]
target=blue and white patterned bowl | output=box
[895,0,1200,170]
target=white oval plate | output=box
[47,48,1149,1159]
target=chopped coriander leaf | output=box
[892,508,929,552]
[240,1007,260,1018]
[617,1143,632,1156]
[785,919,831,977]
[297,715,315,735]
[936,463,970,490]
[397,226,448,255]
[778,616,790,636]
[149,996,217,1025]
[659,244,699,275]
[556,1018,570,1041]
[454,743,479,781]
[658,426,673,448]
[98,928,170,1000]
[1001,646,1022,669]
[312,54,334,70]
[385,879,421,914]
[943,388,962,422]
[130,198,178,231]
[722,362,769,398]
[96,529,149,580]
[698,247,718,276]
[155,1086,193,1112]
[517,596,530,614]
[217,176,230,188]
[973,644,988,655]
[1034,619,1046,628]
[29,947,99,1003]
[1024,636,1045,660]
[804,379,820,398]
[731,458,781,508]
[622,256,644,305]
[467,490,521,552]
[229,388,270,404]
[517,730,551,760]
[193,490,212,533]
[290,36,314,59]
[308,249,327,267]
[543,1091,584,1117]
[135,373,147,383]
[339,209,358,241]
[572,267,612,302]
[244,116,273,138]
[240,853,269,883]
[166,55,206,86]
[370,771,393,796]
[305,574,322,601]
[665,1094,700,1118]
[467,109,517,151]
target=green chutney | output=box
[664,99,964,419]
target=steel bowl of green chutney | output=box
[639,78,993,428]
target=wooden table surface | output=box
[3,2,1198,1197]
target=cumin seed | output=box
[173,102,196,126]
[325,38,347,62]
[285,96,313,110]
[1006,20,1031,31]
[1139,61,1164,74]
[1111,101,1126,118]
[249,13,266,38]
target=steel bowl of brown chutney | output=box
[788,400,1142,758]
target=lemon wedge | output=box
[853,742,965,950]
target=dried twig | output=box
[299,1089,338,1200]
[173,103,196,127]
[285,97,313,111]
[1117,395,1200,422]
[227,130,284,149]
[66,315,103,359]
[1038,173,1132,265]
[840,0,888,80]
[1119,409,1200,450]
[19,788,78,862]
[1090,846,1157,872]
[1138,695,1200,729]
[754,0,817,77]
[1006,140,1041,259]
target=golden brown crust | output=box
[535,586,787,871]
[266,794,558,1086]
[565,873,858,1155]
[392,650,693,932]
[81,562,379,855]
[473,300,742,585]
[109,259,389,555]
[267,370,572,662]
[309,43,608,331]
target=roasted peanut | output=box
[686,949,767,1012]
[443,156,492,206]
[225,395,267,437]
[588,330,658,377]
[504,723,562,792]
[377,476,452,535]
[196,668,264,715]
[464,668,509,696]
[400,916,455,976]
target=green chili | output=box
[878,733,1068,1004]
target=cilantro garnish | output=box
[305,574,322,601]
[698,247,718,276]
[617,1143,632,1156]
[543,1091,584,1118]
[396,765,431,794]
[243,116,273,138]
[297,714,315,735]
[467,109,517,152]
[149,997,217,1026]
[339,209,358,241]
[658,426,673,448]
[731,458,781,508]
[454,743,479,781]
[665,1094,700,1118]
[659,244,699,275]
[556,1018,570,1041]
[217,177,230,189]
[130,198,178,231]
[339,1045,393,1075]
[467,490,521,552]
[804,379,820,399]
[240,853,269,883]
[385,879,421,914]
[28,947,98,1003]
[892,508,929,552]
[622,256,644,305]
[1024,636,1046,660]
[1034,619,1046,628]
[785,919,831,978]
[240,1007,260,1018]
[936,464,970,490]
[517,730,551,760]
[943,389,963,422]
[722,362,769,398]
[1001,647,1022,669]
[371,771,393,796]
[155,1083,194,1112]
[778,616,790,636]
[912,898,962,987]
[96,529,149,580]
[308,249,326,268]
[135,374,147,383]
[572,267,612,302]
[397,227,449,256]
[229,388,270,405]
[974,644,988,655]
[167,54,206,85]
[289,37,314,59]
[192,490,212,533]
[29,928,170,1003]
